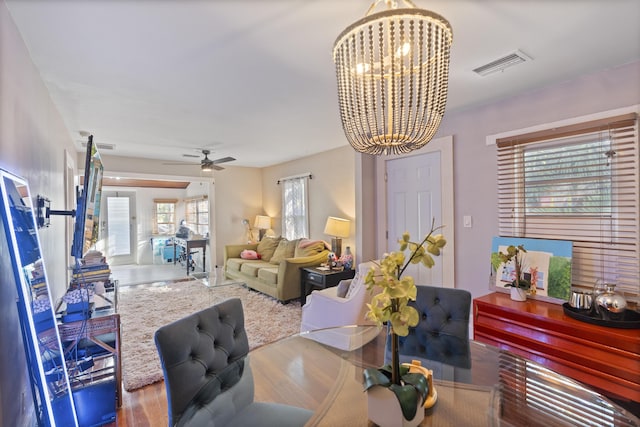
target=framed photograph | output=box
[490,237,573,301]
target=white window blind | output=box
[281,176,309,240]
[497,113,639,296]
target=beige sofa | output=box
[224,237,329,302]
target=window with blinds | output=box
[496,113,639,296]
[185,196,209,237]
[153,199,177,235]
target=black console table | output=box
[173,237,208,275]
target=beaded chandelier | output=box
[333,0,453,155]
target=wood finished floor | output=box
[108,333,380,426]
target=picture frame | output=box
[490,236,573,302]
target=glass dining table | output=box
[249,326,638,427]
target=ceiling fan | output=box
[164,150,236,171]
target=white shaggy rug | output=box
[117,280,301,391]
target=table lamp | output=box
[254,215,271,241]
[324,216,350,258]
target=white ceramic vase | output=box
[367,385,425,427]
[510,287,527,301]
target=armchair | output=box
[300,261,381,350]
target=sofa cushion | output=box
[227,258,250,273]
[256,236,282,262]
[240,261,272,278]
[295,240,327,258]
[257,267,279,284]
[270,239,299,264]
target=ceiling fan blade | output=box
[163,161,199,166]
[212,156,235,164]
[200,164,224,172]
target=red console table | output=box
[473,292,640,403]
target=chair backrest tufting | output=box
[386,285,472,369]
[155,298,250,426]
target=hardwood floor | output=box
[107,332,387,426]
[111,382,167,427]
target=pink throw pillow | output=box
[240,250,260,260]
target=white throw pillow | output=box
[336,280,352,298]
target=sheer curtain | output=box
[281,176,309,240]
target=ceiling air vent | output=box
[473,50,532,76]
[81,141,115,150]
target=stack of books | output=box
[71,250,111,288]
[30,260,48,297]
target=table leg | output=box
[202,245,206,272]
[300,280,307,305]
[186,242,190,275]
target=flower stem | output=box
[391,331,400,385]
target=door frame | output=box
[374,135,455,287]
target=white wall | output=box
[262,146,357,255]
[0,1,76,303]
[428,61,640,300]
[212,166,263,267]
[0,3,77,423]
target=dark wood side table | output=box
[300,267,356,305]
[173,237,208,275]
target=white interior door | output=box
[386,152,443,286]
[102,191,136,265]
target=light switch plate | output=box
[463,215,472,228]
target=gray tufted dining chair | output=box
[154,298,312,427]
[385,285,472,382]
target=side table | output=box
[300,267,356,305]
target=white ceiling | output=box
[6,0,640,168]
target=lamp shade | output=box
[324,216,350,238]
[254,215,271,230]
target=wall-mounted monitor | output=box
[0,168,78,426]
[71,136,104,260]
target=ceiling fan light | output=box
[201,164,213,172]
[333,0,453,156]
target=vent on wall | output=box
[473,50,532,76]
[81,141,115,150]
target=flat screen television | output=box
[71,136,104,260]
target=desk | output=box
[249,326,639,426]
[173,237,208,275]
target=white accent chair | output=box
[300,261,381,350]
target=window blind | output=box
[496,113,639,296]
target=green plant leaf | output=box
[363,366,429,421]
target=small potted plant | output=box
[498,244,530,301]
[362,220,446,426]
